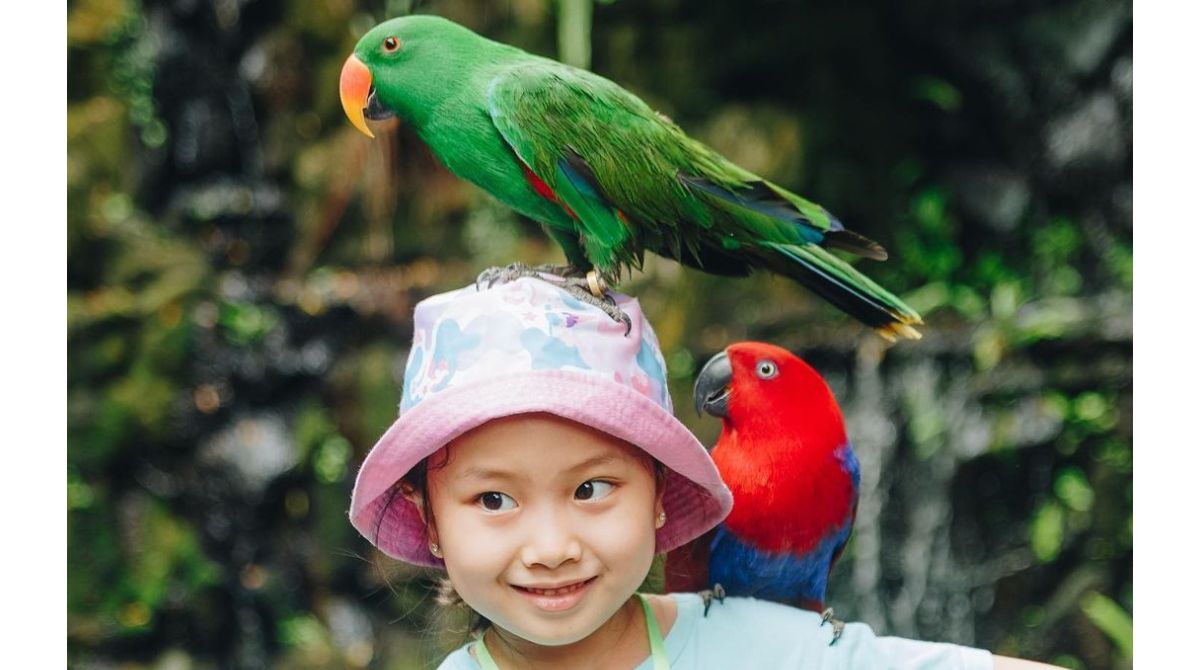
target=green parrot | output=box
[340,15,922,340]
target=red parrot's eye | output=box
[755,360,779,380]
[382,36,401,53]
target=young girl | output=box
[349,277,1061,669]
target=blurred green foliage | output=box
[68,0,1131,668]
[1081,592,1133,660]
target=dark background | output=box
[67,0,1132,667]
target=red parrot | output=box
[668,341,859,641]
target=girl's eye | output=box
[755,359,779,380]
[382,36,401,53]
[477,491,516,512]
[575,480,615,501]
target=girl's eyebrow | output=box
[455,454,623,482]
[455,466,518,482]
[565,454,621,473]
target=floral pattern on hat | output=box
[399,279,671,413]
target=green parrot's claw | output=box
[529,263,587,278]
[557,276,632,336]
[475,263,587,290]
[475,262,538,290]
[474,263,632,335]
[820,608,845,645]
[699,583,726,617]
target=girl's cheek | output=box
[587,510,657,553]
[443,509,518,548]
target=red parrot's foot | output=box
[820,608,845,645]
[474,262,631,335]
[699,583,726,617]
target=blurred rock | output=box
[199,413,297,494]
[174,100,236,175]
[1022,0,1130,77]
[1044,93,1125,172]
[326,598,376,668]
[152,648,197,670]
[240,31,307,112]
[952,165,1031,233]
[1110,57,1132,105]
[1111,182,1132,229]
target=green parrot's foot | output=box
[474,262,543,290]
[475,263,586,289]
[474,264,632,335]
[558,276,632,336]
[528,263,588,279]
[699,583,726,618]
[820,607,846,645]
[473,263,588,288]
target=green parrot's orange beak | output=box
[340,54,375,138]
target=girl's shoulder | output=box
[660,593,993,670]
[434,594,993,670]
[436,644,476,670]
[663,592,839,645]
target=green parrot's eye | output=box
[755,360,779,380]
[382,36,401,53]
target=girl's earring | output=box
[655,511,667,529]
[429,542,443,558]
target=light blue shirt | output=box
[437,593,993,669]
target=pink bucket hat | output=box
[349,277,733,568]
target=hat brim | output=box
[350,369,733,568]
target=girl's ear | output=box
[400,484,440,544]
[653,463,667,519]
[400,483,425,522]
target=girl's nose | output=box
[519,515,583,569]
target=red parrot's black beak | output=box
[694,351,732,418]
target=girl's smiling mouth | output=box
[512,577,598,612]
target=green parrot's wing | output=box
[486,64,641,274]
[486,63,919,335]
[486,63,884,276]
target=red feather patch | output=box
[715,343,856,554]
[520,160,577,220]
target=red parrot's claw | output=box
[700,583,727,617]
[820,608,846,645]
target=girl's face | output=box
[422,413,664,647]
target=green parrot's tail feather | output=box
[765,242,923,339]
[823,230,889,261]
[679,174,889,261]
[679,175,823,245]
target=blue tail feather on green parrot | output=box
[340,15,922,340]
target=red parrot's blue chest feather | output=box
[710,440,859,610]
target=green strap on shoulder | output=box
[638,592,671,670]
[473,629,499,670]
[470,593,669,669]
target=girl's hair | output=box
[393,447,494,637]
[378,429,668,642]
